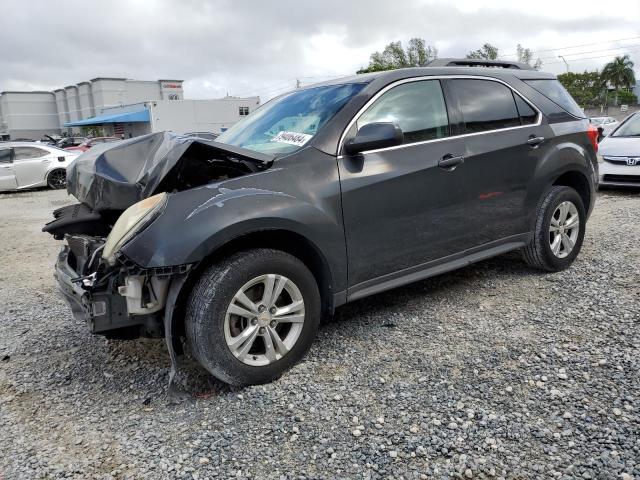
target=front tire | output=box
[185,249,321,386]
[522,185,586,271]
[47,169,67,189]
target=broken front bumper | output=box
[54,245,91,323]
[54,246,158,335]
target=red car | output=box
[65,137,120,152]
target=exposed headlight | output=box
[102,193,168,265]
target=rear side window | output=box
[524,79,585,118]
[514,95,538,125]
[357,80,449,144]
[450,79,520,133]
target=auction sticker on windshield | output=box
[271,131,313,147]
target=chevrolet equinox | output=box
[46,59,599,386]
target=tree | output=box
[601,55,636,106]
[557,71,604,107]
[357,38,438,73]
[466,43,499,60]
[601,55,636,89]
[516,44,542,70]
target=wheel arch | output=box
[169,228,337,346]
[551,169,592,215]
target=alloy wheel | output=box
[48,170,67,189]
[549,201,580,258]
[224,274,305,366]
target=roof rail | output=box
[427,58,533,70]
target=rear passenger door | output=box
[443,78,545,246]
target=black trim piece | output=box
[347,234,531,301]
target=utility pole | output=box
[558,56,570,73]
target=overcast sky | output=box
[2,0,639,101]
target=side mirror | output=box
[343,122,403,155]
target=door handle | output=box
[527,136,545,147]
[438,154,464,170]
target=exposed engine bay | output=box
[44,132,273,339]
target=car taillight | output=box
[587,124,599,153]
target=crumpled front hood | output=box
[599,136,640,157]
[66,131,274,212]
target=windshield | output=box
[216,83,365,155]
[590,117,605,125]
[612,114,640,137]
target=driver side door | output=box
[12,146,51,188]
[338,79,475,296]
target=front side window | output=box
[450,79,521,133]
[357,80,449,144]
[216,83,365,155]
[13,147,48,160]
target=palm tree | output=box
[601,55,636,105]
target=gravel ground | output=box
[0,188,638,480]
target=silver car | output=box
[0,142,79,191]
[590,116,620,137]
[598,112,640,187]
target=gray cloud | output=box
[1,0,638,100]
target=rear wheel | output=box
[185,249,321,386]
[522,186,586,271]
[47,169,67,189]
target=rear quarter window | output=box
[524,79,585,118]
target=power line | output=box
[500,35,640,58]
[535,44,640,61]
[544,47,640,66]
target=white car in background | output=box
[590,116,619,137]
[0,142,79,192]
[598,112,640,188]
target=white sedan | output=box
[598,112,640,187]
[0,142,79,192]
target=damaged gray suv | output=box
[46,59,598,386]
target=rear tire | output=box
[47,169,67,189]
[185,249,321,386]
[522,186,586,271]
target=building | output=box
[64,96,260,139]
[0,78,259,140]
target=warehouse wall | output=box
[0,92,59,139]
[149,97,260,134]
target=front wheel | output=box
[522,185,586,271]
[185,249,321,386]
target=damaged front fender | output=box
[119,151,348,293]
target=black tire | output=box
[47,169,67,189]
[522,185,586,271]
[185,248,321,386]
